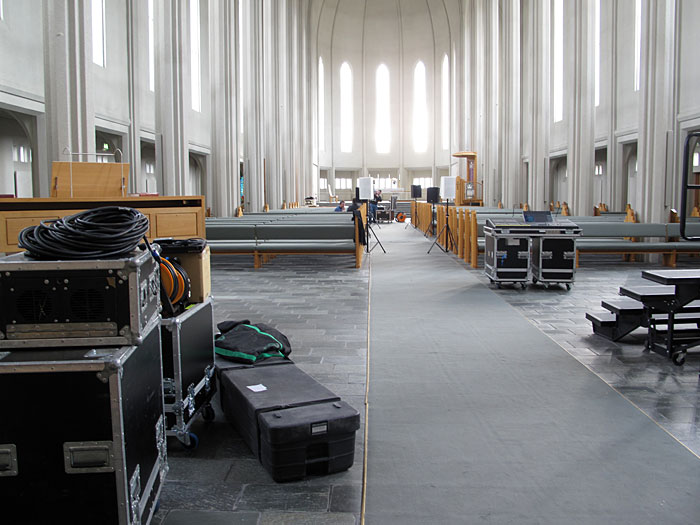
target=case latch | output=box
[63,441,114,473]
[541,251,553,260]
[0,444,18,477]
[204,365,214,393]
[130,465,142,525]
[186,384,196,417]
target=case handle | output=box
[0,444,18,477]
[63,441,114,473]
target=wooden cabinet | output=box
[0,196,206,253]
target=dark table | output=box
[629,270,700,365]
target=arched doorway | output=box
[0,109,35,197]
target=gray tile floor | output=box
[154,233,700,524]
[472,253,700,457]
[155,254,368,525]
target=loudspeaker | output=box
[358,177,373,200]
[426,187,440,204]
[440,176,457,200]
[410,185,422,199]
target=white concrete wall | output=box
[0,0,44,100]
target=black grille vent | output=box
[17,290,54,323]
[70,289,105,322]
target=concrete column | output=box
[527,0,550,208]
[43,0,95,173]
[155,0,188,196]
[208,0,239,216]
[500,0,521,208]
[126,0,142,193]
[637,0,677,224]
[605,1,623,209]
[566,0,596,216]
[241,0,264,212]
[262,0,280,209]
[300,0,314,202]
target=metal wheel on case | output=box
[202,404,215,421]
[566,283,571,291]
[520,282,526,289]
[532,277,538,284]
[182,432,199,449]
[671,351,686,366]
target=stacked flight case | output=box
[160,298,217,448]
[0,249,167,524]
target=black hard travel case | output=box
[258,400,360,482]
[219,364,340,457]
[0,324,167,524]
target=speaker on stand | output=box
[426,187,440,237]
[428,177,457,255]
[358,177,385,254]
[407,184,422,230]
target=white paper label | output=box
[247,384,267,393]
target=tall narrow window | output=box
[441,55,449,150]
[413,61,428,153]
[148,0,155,91]
[190,0,201,112]
[0,0,5,21]
[552,0,563,122]
[339,62,353,153]
[594,0,600,106]
[634,0,641,91]
[91,0,106,67]
[319,58,325,151]
[375,64,390,154]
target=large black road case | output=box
[220,364,360,481]
[0,325,167,524]
[531,235,578,289]
[161,298,217,448]
[259,400,360,482]
[484,218,530,288]
[0,249,160,349]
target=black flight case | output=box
[484,218,531,288]
[160,298,217,448]
[0,249,161,349]
[219,364,360,481]
[0,323,167,525]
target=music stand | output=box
[364,200,386,254]
[428,198,456,254]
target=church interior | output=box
[1,0,700,524]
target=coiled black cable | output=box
[18,206,150,260]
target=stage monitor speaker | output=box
[410,185,422,199]
[440,176,457,200]
[426,187,440,204]
[358,177,373,200]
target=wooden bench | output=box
[205,208,365,269]
[576,222,700,267]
